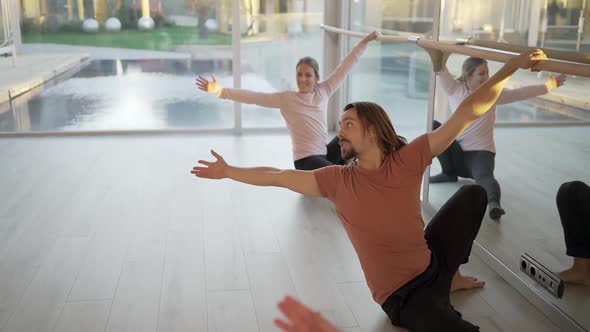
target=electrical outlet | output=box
[520,253,564,298]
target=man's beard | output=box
[341,146,358,161]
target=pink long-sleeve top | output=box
[218,42,368,161]
[438,69,550,153]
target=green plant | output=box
[118,2,134,29]
[58,20,83,33]
[21,17,42,33]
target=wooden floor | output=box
[0,134,560,332]
[429,125,590,331]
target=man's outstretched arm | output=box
[190,150,323,197]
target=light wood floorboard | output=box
[0,134,565,332]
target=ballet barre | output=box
[320,24,590,78]
[457,38,590,65]
[320,24,409,43]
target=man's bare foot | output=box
[451,272,486,292]
[559,267,590,286]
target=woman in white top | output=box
[196,31,379,170]
[430,57,567,219]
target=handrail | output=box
[352,23,425,39]
[416,38,590,77]
[320,24,409,43]
[382,16,433,23]
[320,24,590,78]
[459,38,590,65]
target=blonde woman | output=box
[196,31,379,170]
[431,57,567,219]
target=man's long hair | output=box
[343,102,407,155]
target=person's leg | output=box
[465,151,504,219]
[557,181,590,285]
[425,185,487,284]
[326,136,346,165]
[383,186,486,330]
[450,270,485,292]
[430,121,465,183]
[294,155,334,171]
[398,272,480,332]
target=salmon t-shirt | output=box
[313,134,432,304]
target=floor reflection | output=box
[0,58,585,133]
[0,59,284,132]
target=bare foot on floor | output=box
[559,268,590,286]
[451,272,486,292]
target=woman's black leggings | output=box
[557,181,590,258]
[433,120,502,205]
[293,136,346,170]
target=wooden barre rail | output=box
[320,24,590,78]
[320,24,409,43]
[352,23,425,39]
[460,38,590,65]
[416,38,590,77]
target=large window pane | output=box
[240,0,324,128]
[438,0,588,125]
[20,0,232,51]
[441,0,589,52]
[3,0,237,132]
[440,1,531,43]
[1,58,235,132]
[348,0,434,140]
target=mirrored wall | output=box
[430,0,590,329]
[344,0,589,330]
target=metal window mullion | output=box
[9,0,20,54]
[233,0,242,134]
[576,0,587,52]
[421,0,443,204]
[324,0,345,132]
[528,0,542,47]
[339,0,350,129]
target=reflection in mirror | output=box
[439,0,590,54]
[428,52,590,330]
[431,1,590,328]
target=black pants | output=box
[557,181,590,258]
[293,136,346,170]
[433,120,501,204]
[382,185,487,332]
